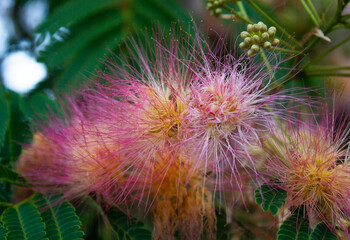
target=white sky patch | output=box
[22,0,48,32]
[0,18,9,56]
[0,0,13,57]
[1,51,47,94]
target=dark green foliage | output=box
[0,92,32,164]
[20,93,62,122]
[277,211,310,240]
[310,223,338,240]
[37,0,190,92]
[107,208,152,240]
[0,87,9,150]
[255,183,287,216]
[0,224,7,240]
[0,193,84,240]
[33,194,84,240]
[1,202,46,240]
[216,210,232,240]
[0,165,30,187]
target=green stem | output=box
[303,0,343,53]
[245,0,302,48]
[237,1,249,19]
[306,0,321,23]
[274,47,300,54]
[306,65,350,72]
[223,5,252,24]
[307,72,350,77]
[259,50,274,78]
[300,0,319,26]
[307,36,350,65]
[0,202,13,207]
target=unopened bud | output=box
[244,37,252,45]
[251,44,260,52]
[263,41,272,49]
[247,24,254,33]
[258,21,267,32]
[252,24,259,32]
[268,26,277,37]
[252,35,260,44]
[247,49,254,56]
[240,31,250,39]
[261,32,269,41]
[214,8,222,15]
[239,42,247,49]
[271,38,280,46]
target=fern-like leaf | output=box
[1,202,46,240]
[38,0,119,34]
[277,211,310,240]
[107,209,152,240]
[36,0,190,92]
[255,183,287,216]
[310,222,338,240]
[33,193,84,240]
[0,224,7,240]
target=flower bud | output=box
[239,42,247,49]
[261,32,269,41]
[252,24,259,32]
[252,35,260,44]
[247,24,254,33]
[268,26,277,37]
[214,8,222,16]
[207,2,213,9]
[263,41,272,49]
[247,49,254,56]
[271,38,280,46]
[244,37,252,45]
[240,31,250,39]
[251,44,260,52]
[258,21,267,32]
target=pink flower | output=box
[18,26,294,238]
[261,104,350,236]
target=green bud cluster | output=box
[239,22,280,56]
[206,0,225,16]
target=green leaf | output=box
[33,193,84,240]
[0,165,30,187]
[37,0,190,92]
[20,93,62,121]
[0,92,32,164]
[0,224,7,240]
[277,211,310,240]
[107,208,152,240]
[216,210,233,240]
[38,0,119,33]
[0,86,9,149]
[255,183,287,216]
[310,222,338,240]
[1,202,46,240]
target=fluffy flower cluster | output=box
[18,28,289,239]
[260,107,350,236]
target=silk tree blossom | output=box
[18,101,140,205]
[17,26,294,239]
[184,50,290,197]
[260,107,350,237]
